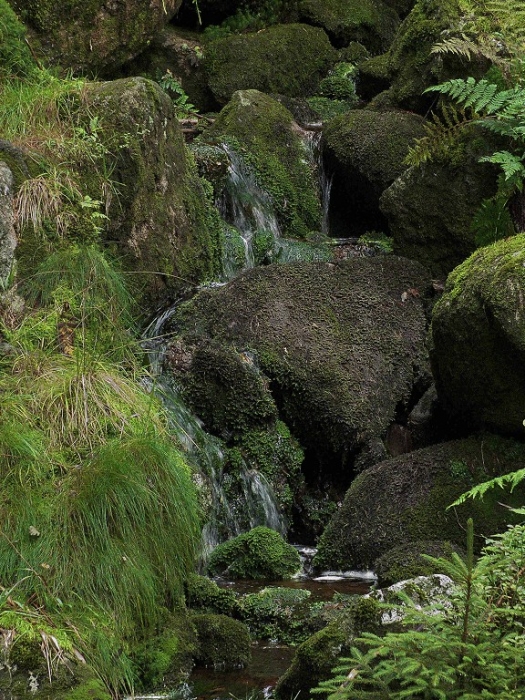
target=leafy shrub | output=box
[207,526,301,579]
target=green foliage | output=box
[158,70,198,118]
[203,0,287,39]
[406,75,525,241]
[207,526,301,580]
[318,63,358,102]
[239,586,314,644]
[314,518,525,699]
[357,232,394,254]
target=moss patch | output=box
[297,0,399,53]
[192,613,251,668]
[431,234,525,434]
[204,23,337,105]
[207,526,301,579]
[206,90,321,239]
[314,435,525,571]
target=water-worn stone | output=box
[315,435,525,571]
[431,234,525,435]
[0,161,15,286]
[323,109,425,237]
[8,0,182,76]
[169,256,433,490]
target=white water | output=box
[218,144,281,277]
[142,305,287,556]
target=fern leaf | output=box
[450,467,525,507]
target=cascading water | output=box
[218,143,282,278]
[142,305,287,557]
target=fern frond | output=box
[404,104,469,167]
[450,467,525,507]
[425,78,517,115]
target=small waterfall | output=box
[301,125,332,237]
[218,144,281,277]
[143,304,287,557]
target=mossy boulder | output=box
[207,526,301,579]
[83,77,222,307]
[0,637,111,699]
[132,608,198,690]
[314,435,525,571]
[373,539,465,587]
[204,24,337,106]
[380,154,497,277]
[274,599,382,700]
[206,89,321,239]
[192,613,251,668]
[170,257,432,487]
[431,234,525,435]
[122,26,216,112]
[297,0,400,53]
[323,109,425,237]
[185,573,240,615]
[7,0,182,76]
[239,586,313,644]
[357,0,465,110]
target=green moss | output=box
[185,573,240,616]
[207,526,301,579]
[431,234,525,433]
[274,619,354,700]
[207,90,322,239]
[61,679,111,700]
[239,586,313,644]
[192,613,251,668]
[205,23,337,105]
[314,436,525,571]
[227,420,304,519]
[297,0,399,53]
[181,343,277,437]
[132,608,197,690]
[0,0,36,77]
[373,540,465,587]
[384,0,461,110]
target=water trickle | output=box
[300,126,332,237]
[218,144,281,277]
[143,305,287,556]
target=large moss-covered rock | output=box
[192,613,251,668]
[358,0,461,110]
[380,154,497,277]
[8,0,182,76]
[315,435,525,571]
[84,77,222,306]
[205,24,337,106]
[207,89,321,239]
[431,235,525,435]
[207,526,301,579]
[170,257,432,487]
[297,0,400,53]
[323,109,425,237]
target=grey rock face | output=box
[0,161,16,287]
